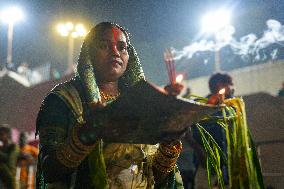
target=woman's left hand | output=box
[164,83,184,96]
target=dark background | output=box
[0,0,283,85]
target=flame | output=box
[175,74,183,83]
[219,88,226,95]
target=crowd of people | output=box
[0,126,39,189]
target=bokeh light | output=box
[56,22,87,38]
[201,9,231,33]
[0,6,24,24]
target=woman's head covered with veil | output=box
[76,22,145,104]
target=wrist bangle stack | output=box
[56,125,97,168]
[152,141,182,173]
[71,124,97,152]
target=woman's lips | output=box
[112,59,123,66]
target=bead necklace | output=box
[100,90,120,101]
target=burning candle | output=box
[218,88,225,104]
[175,74,183,83]
[219,88,225,95]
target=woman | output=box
[36,22,184,189]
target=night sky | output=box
[0,0,284,85]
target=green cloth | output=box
[88,140,107,189]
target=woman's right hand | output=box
[89,101,107,113]
[164,83,184,96]
[76,102,107,145]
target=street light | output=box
[0,6,24,67]
[201,9,231,72]
[57,22,87,74]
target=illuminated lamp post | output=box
[0,7,24,67]
[201,9,231,72]
[57,22,87,74]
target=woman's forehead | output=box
[101,27,126,41]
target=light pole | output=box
[201,9,231,72]
[57,22,87,74]
[0,7,24,68]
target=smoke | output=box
[172,19,284,63]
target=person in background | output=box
[17,132,39,189]
[177,130,204,189]
[36,22,185,189]
[0,124,19,189]
[182,87,191,99]
[207,72,234,105]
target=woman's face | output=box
[92,26,129,82]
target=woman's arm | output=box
[37,94,95,183]
[151,83,185,188]
[37,94,74,182]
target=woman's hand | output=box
[207,93,225,105]
[89,101,107,112]
[207,94,219,105]
[164,83,184,96]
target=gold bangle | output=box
[160,141,182,155]
[71,125,97,153]
[56,144,86,168]
[153,149,178,167]
[154,154,178,168]
[159,144,182,158]
[152,158,176,173]
[158,147,178,158]
[56,125,98,168]
[151,142,182,173]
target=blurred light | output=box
[65,22,74,31]
[71,31,78,38]
[219,88,226,95]
[57,23,69,36]
[175,74,184,83]
[56,22,87,37]
[201,9,231,33]
[0,6,24,24]
[215,25,235,41]
[75,24,87,37]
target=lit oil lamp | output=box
[218,88,225,104]
[175,74,183,83]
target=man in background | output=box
[207,72,234,104]
[194,72,234,189]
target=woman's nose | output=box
[111,43,120,56]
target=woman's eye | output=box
[96,41,127,52]
[97,41,109,50]
[117,42,127,52]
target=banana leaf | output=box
[193,97,264,189]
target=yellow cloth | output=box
[18,144,39,189]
